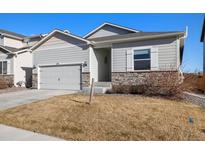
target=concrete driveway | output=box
[0,89,76,110]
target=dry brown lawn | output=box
[0,94,205,141]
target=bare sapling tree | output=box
[88,78,94,104]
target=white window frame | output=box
[0,60,8,75]
[132,46,152,71]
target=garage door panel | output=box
[39,65,81,90]
[40,83,60,90]
[58,83,80,90]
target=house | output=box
[0,29,44,87]
[30,23,186,91]
[0,22,186,91]
[201,17,205,74]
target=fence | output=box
[197,75,205,92]
[184,73,205,92]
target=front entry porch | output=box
[92,48,111,82]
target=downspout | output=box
[178,26,188,83]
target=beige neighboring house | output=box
[0,29,44,87]
[0,22,187,91]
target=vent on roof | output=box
[41,33,48,37]
[64,30,70,33]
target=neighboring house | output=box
[0,22,186,91]
[0,29,44,87]
[30,22,186,90]
[201,17,205,74]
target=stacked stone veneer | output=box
[82,72,90,87]
[111,71,182,95]
[32,73,38,89]
[0,75,14,88]
[112,71,180,86]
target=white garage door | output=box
[39,64,81,90]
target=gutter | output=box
[15,48,32,54]
[91,32,185,45]
[182,26,188,39]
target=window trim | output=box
[0,60,8,75]
[132,46,152,71]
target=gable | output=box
[34,32,88,51]
[84,23,139,39]
[87,25,136,39]
[31,30,90,51]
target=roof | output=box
[18,46,31,50]
[30,29,90,51]
[200,17,205,42]
[0,45,32,55]
[0,29,46,41]
[24,33,48,39]
[24,35,42,39]
[0,29,25,39]
[0,45,18,54]
[83,22,140,39]
[89,31,185,44]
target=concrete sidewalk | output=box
[0,124,64,141]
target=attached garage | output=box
[39,64,82,90]
[31,29,91,90]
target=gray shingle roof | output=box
[89,32,184,43]
[24,35,42,39]
[0,29,26,38]
[0,45,19,53]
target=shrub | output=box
[183,73,204,93]
[112,84,129,94]
[16,81,25,87]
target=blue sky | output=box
[0,13,203,72]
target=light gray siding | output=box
[88,25,134,39]
[3,36,23,48]
[33,33,90,73]
[112,37,178,72]
[0,50,14,74]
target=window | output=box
[0,61,7,74]
[134,49,150,70]
[3,61,7,74]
